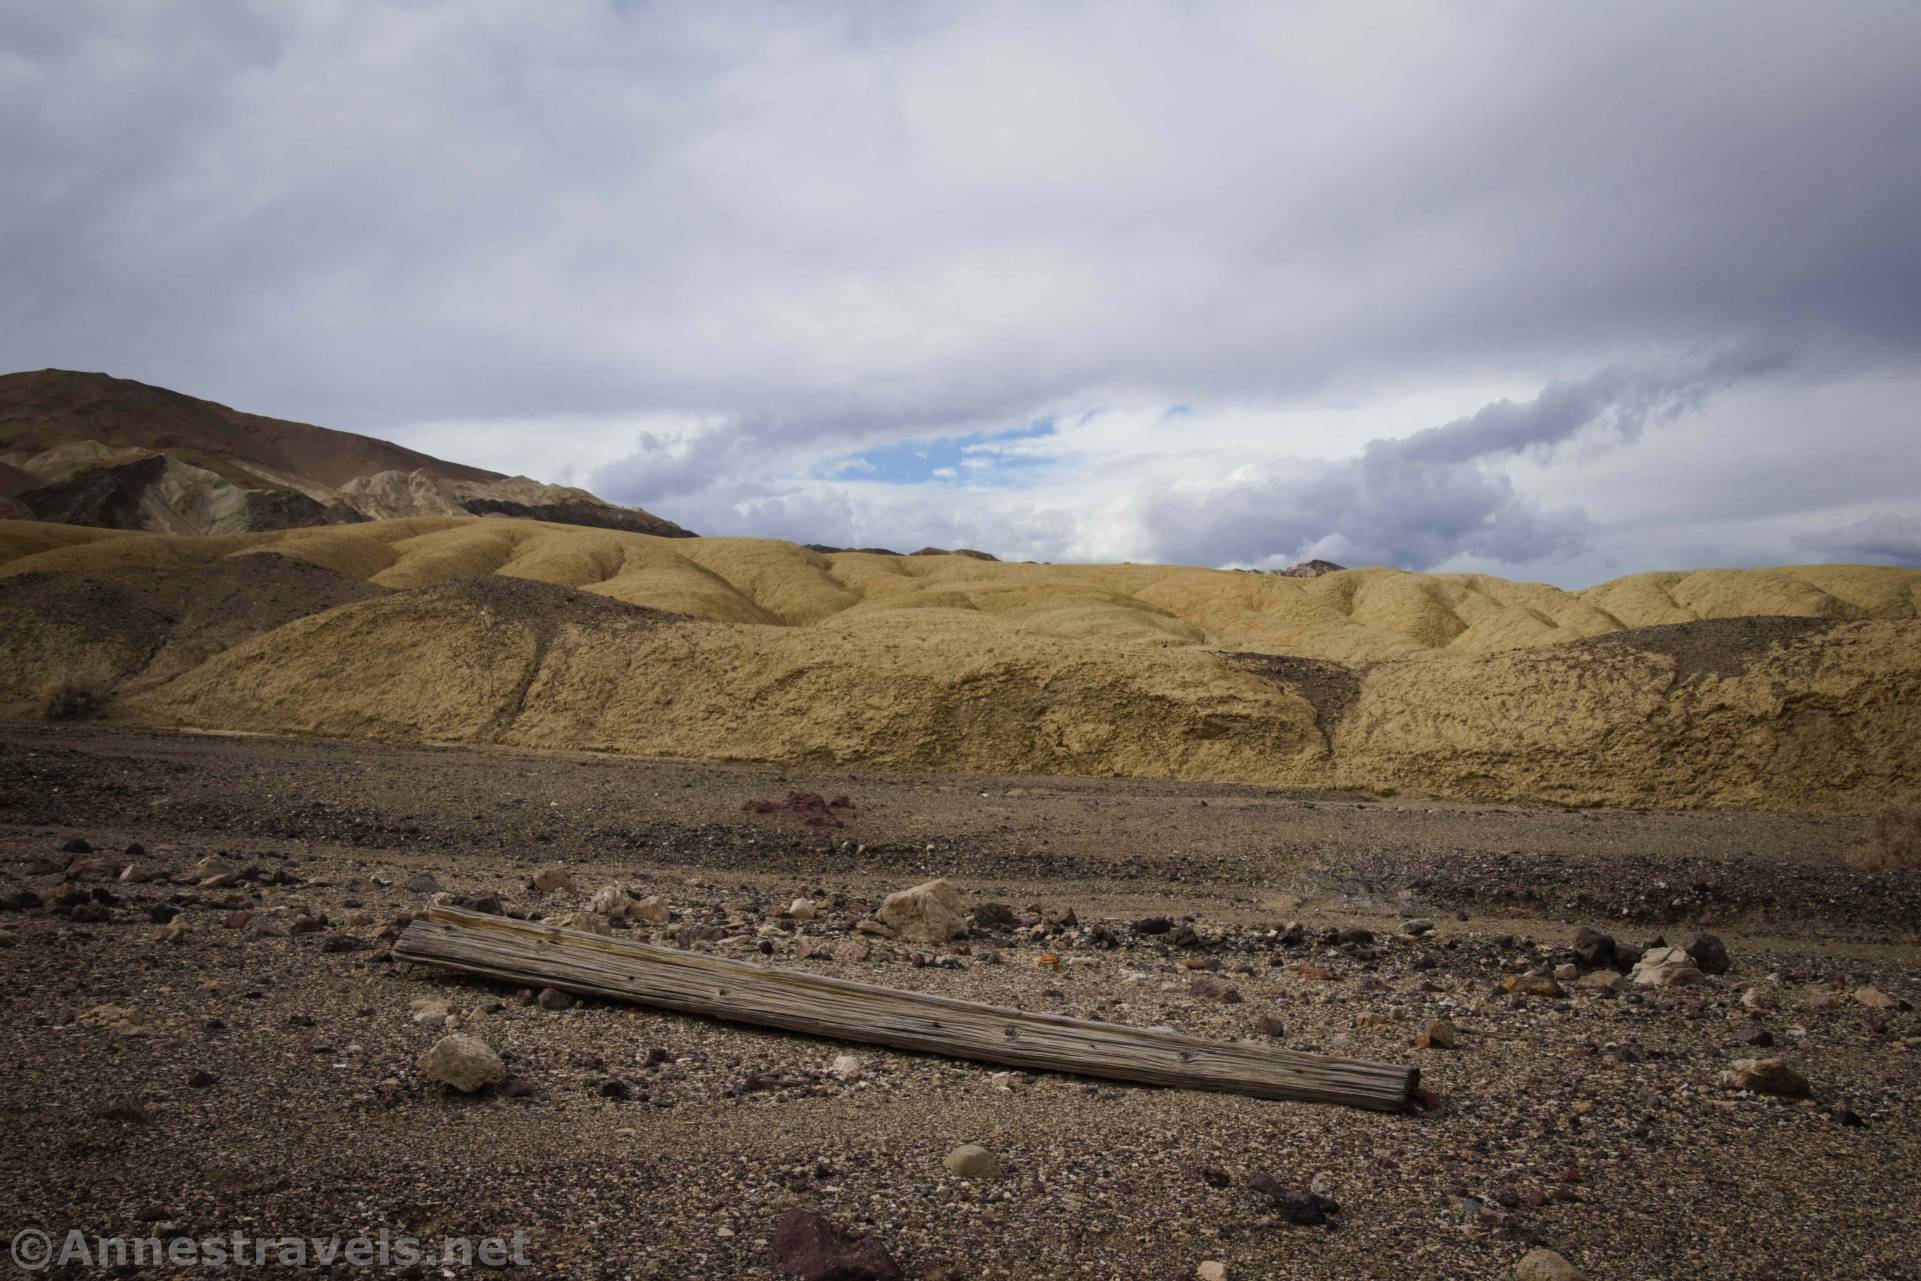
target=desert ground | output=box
[2,724,1916,1280]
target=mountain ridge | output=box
[0,369,692,538]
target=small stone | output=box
[971,902,1017,928]
[409,999,454,1025]
[1552,962,1580,982]
[1400,918,1434,936]
[1575,970,1624,994]
[187,1070,218,1088]
[833,941,870,963]
[1198,1263,1229,1281]
[1723,1057,1810,1097]
[1570,928,1616,970]
[60,837,94,854]
[1735,1026,1774,1048]
[1244,1172,1339,1225]
[1631,945,1705,987]
[193,858,241,889]
[788,897,818,922]
[96,1099,151,1125]
[1503,974,1565,998]
[828,1054,862,1082]
[876,879,967,942]
[1684,932,1730,976]
[1255,1015,1286,1038]
[417,1034,505,1092]
[246,913,290,938]
[942,1143,1005,1180]
[546,910,613,936]
[1740,986,1777,1010]
[79,1004,146,1035]
[1416,1018,1458,1050]
[1133,916,1173,935]
[629,894,670,924]
[536,987,576,1011]
[1853,986,1899,1010]
[1514,1248,1587,1281]
[588,885,634,918]
[66,856,129,880]
[531,866,576,893]
[404,872,441,893]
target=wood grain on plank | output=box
[395,906,1418,1111]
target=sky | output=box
[5,0,1918,584]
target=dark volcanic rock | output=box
[1571,928,1617,970]
[1685,932,1731,975]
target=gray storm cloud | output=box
[1796,512,1921,566]
[3,1,1918,575]
[1135,349,1782,570]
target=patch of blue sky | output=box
[826,419,1058,487]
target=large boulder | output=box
[417,1034,505,1092]
[875,879,966,943]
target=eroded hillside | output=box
[2,516,1916,812]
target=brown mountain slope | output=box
[0,368,498,488]
[0,369,692,538]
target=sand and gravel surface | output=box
[2,725,1917,1280]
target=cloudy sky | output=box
[6,1,1919,582]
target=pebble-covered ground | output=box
[1,725,1916,1280]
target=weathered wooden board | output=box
[395,906,1418,1111]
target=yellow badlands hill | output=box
[2,516,1918,813]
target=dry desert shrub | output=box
[39,661,115,721]
[1851,803,1921,870]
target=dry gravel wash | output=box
[1,726,1917,1281]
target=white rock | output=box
[1198,1263,1229,1281]
[78,1004,146,1035]
[545,911,613,936]
[941,1143,1004,1180]
[417,1034,505,1092]
[1631,945,1705,987]
[1514,1249,1587,1281]
[828,1054,863,1082]
[876,878,967,943]
[409,998,454,1025]
[193,857,241,889]
[588,885,634,919]
[788,898,818,922]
